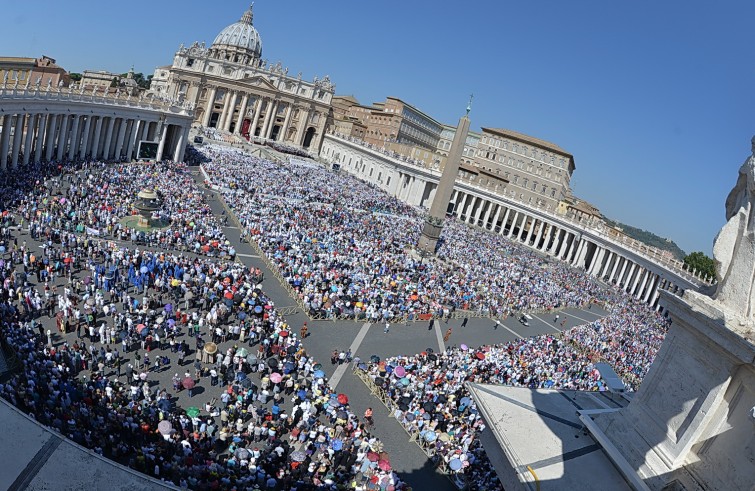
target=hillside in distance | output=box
[603,218,686,261]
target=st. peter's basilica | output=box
[149,4,334,149]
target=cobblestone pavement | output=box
[5,163,607,491]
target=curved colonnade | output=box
[0,86,193,167]
[321,133,713,314]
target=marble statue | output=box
[712,136,755,323]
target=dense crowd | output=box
[0,160,403,490]
[360,299,668,489]
[201,145,611,322]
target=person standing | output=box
[428,318,434,331]
[384,321,390,333]
[461,318,468,328]
[443,327,452,342]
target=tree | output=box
[683,251,716,279]
[69,72,82,82]
[110,76,119,88]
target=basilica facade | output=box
[149,5,334,150]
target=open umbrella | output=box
[449,458,462,471]
[331,438,343,451]
[400,377,410,386]
[405,412,416,422]
[235,448,250,460]
[185,406,200,418]
[313,363,322,370]
[475,352,485,360]
[428,353,438,362]
[366,451,380,462]
[336,410,348,420]
[424,431,437,442]
[278,330,289,338]
[439,432,450,441]
[313,370,325,379]
[236,347,249,357]
[267,358,278,368]
[291,451,307,462]
[246,354,258,365]
[378,459,391,471]
[157,398,171,412]
[460,344,469,351]
[460,397,471,407]
[423,401,435,412]
[182,377,196,389]
[158,420,173,435]
[370,355,380,363]
[283,361,295,373]
[254,305,263,314]
[86,297,95,306]
[337,393,348,405]
[394,366,406,377]
[136,324,147,333]
[269,372,282,384]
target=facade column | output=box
[456,193,469,219]
[507,211,518,238]
[218,91,232,131]
[473,199,486,226]
[155,124,170,161]
[114,118,129,159]
[566,235,579,262]
[259,99,274,139]
[234,93,249,135]
[23,113,36,166]
[126,120,141,160]
[67,115,81,160]
[44,114,58,162]
[202,87,217,127]
[616,258,629,286]
[264,100,279,139]
[643,274,658,303]
[102,117,116,160]
[589,247,604,275]
[574,240,589,268]
[79,115,92,160]
[499,208,511,235]
[250,97,264,138]
[599,251,613,278]
[34,113,47,164]
[172,125,185,161]
[280,103,293,142]
[11,113,26,167]
[464,196,477,223]
[222,91,238,132]
[295,107,309,145]
[90,116,104,160]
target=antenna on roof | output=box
[466,94,474,116]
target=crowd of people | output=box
[359,299,668,490]
[201,145,612,322]
[0,159,404,490]
[0,142,675,491]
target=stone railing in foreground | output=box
[0,85,194,117]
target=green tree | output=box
[69,72,82,82]
[110,77,119,88]
[683,251,716,279]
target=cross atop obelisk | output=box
[417,100,473,254]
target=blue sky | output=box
[3,0,752,254]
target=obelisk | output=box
[417,97,472,253]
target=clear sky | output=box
[3,0,752,255]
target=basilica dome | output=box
[211,5,262,60]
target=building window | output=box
[187,58,195,67]
[523,178,528,188]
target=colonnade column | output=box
[548,228,561,255]
[90,116,104,160]
[481,201,494,229]
[643,274,658,303]
[507,211,518,238]
[44,114,58,162]
[499,208,511,235]
[490,205,502,232]
[79,115,92,160]
[114,118,128,160]
[540,224,553,252]
[55,114,70,161]
[66,115,80,160]
[633,269,648,297]
[11,114,25,167]
[517,215,527,241]
[22,114,37,166]
[0,114,11,169]
[202,87,217,127]
[33,114,47,164]
[557,233,571,260]
[126,120,141,161]
[155,124,169,161]
[533,221,545,248]
[623,263,637,291]
[173,125,187,162]
[102,117,116,160]
[222,91,238,132]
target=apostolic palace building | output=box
[148,5,334,150]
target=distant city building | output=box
[0,55,69,88]
[475,127,575,211]
[436,123,481,166]
[149,5,334,150]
